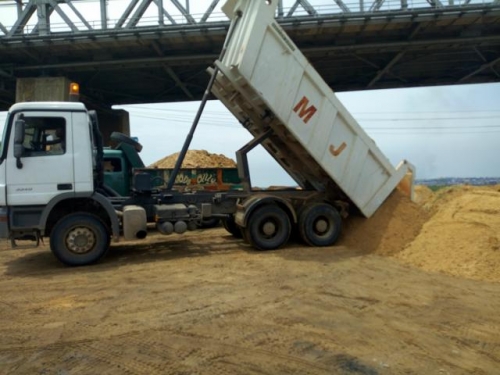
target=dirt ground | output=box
[1,186,500,374]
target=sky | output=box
[1,0,499,186]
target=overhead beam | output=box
[427,0,444,8]
[36,3,51,35]
[278,0,284,18]
[352,53,407,83]
[287,1,300,17]
[170,0,196,24]
[284,0,319,16]
[15,0,23,17]
[10,32,500,74]
[100,0,108,29]
[367,51,406,87]
[0,68,14,79]
[0,22,8,35]
[298,0,319,16]
[163,65,194,99]
[115,0,141,29]
[151,41,194,99]
[7,0,37,37]
[126,0,153,28]
[157,0,164,26]
[64,0,93,30]
[48,0,79,33]
[13,53,219,71]
[152,0,177,25]
[470,48,500,78]
[200,0,220,23]
[334,0,351,13]
[459,57,500,82]
[367,24,421,87]
[2,1,499,38]
[369,0,385,12]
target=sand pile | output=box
[339,189,429,256]
[394,185,500,282]
[150,150,236,169]
[413,185,435,206]
[341,184,500,282]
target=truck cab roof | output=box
[9,102,87,113]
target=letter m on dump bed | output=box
[293,96,317,124]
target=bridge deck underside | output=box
[0,9,499,110]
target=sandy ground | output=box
[1,199,500,374]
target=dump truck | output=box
[0,0,414,266]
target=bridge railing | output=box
[0,0,499,38]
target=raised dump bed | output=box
[211,0,414,218]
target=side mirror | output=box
[13,118,25,169]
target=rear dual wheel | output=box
[198,217,220,229]
[222,215,243,239]
[298,203,342,247]
[244,204,291,250]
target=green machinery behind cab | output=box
[103,133,242,198]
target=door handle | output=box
[57,183,73,191]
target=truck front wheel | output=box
[50,213,110,266]
[245,204,291,250]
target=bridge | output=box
[1,0,499,111]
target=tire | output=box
[50,213,111,266]
[244,204,291,250]
[222,215,243,238]
[110,132,143,152]
[198,217,220,229]
[298,203,342,247]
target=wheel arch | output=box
[40,193,120,240]
[237,194,297,228]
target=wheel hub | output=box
[315,219,328,233]
[66,227,95,254]
[262,221,276,236]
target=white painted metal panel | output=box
[5,111,75,206]
[214,0,414,217]
[72,112,94,193]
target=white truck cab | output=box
[0,102,94,207]
[0,102,121,265]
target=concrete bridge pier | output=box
[15,76,130,145]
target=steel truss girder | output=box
[200,0,221,23]
[0,68,14,79]
[8,33,500,74]
[0,22,8,35]
[367,24,422,87]
[4,0,494,38]
[459,56,500,82]
[151,40,194,99]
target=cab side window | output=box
[21,117,66,157]
[103,158,123,173]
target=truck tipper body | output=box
[0,0,414,266]
[211,0,414,218]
